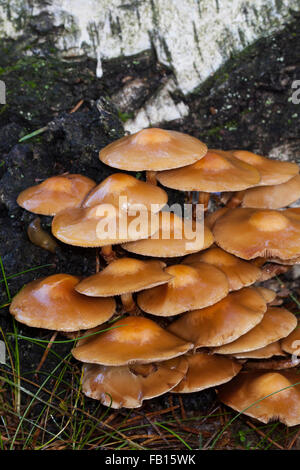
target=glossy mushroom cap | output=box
[205,207,229,230]
[99,128,207,171]
[254,287,277,304]
[172,352,242,393]
[52,203,156,248]
[218,370,300,426]
[82,357,188,409]
[240,175,300,209]
[72,316,193,366]
[75,258,173,297]
[9,274,116,331]
[82,173,168,213]
[281,322,300,356]
[232,150,299,186]
[233,341,286,359]
[17,174,96,216]
[122,212,214,257]
[213,307,297,355]
[137,263,229,316]
[213,208,300,260]
[184,246,261,291]
[156,149,260,192]
[167,287,267,348]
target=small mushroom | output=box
[213,208,300,260]
[75,258,173,313]
[167,287,267,348]
[72,316,193,366]
[281,322,300,356]
[184,246,262,291]
[232,341,286,360]
[17,174,96,216]
[82,173,168,213]
[9,274,116,331]
[232,150,299,186]
[171,352,242,393]
[27,217,58,253]
[213,307,297,355]
[81,356,188,409]
[137,263,229,316]
[122,211,214,257]
[218,370,300,426]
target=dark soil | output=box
[1,16,300,435]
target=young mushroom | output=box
[171,352,242,394]
[72,316,193,366]
[217,370,300,426]
[232,341,286,360]
[81,357,188,409]
[9,274,116,332]
[137,263,229,316]
[167,287,267,348]
[75,257,173,314]
[99,127,207,185]
[17,174,96,215]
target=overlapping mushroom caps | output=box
[82,173,168,213]
[75,257,173,312]
[81,357,188,409]
[237,175,300,209]
[72,316,193,365]
[51,203,156,248]
[183,246,262,291]
[218,370,300,426]
[281,322,300,356]
[9,274,116,331]
[137,263,229,316]
[17,174,96,216]
[232,341,286,360]
[122,211,214,257]
[213,307,297,355]
[167,287,267,348]
[231,150,299,186]
[212,208,300,260]
[171,352,242,393]
[99,128,207,172]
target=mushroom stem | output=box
[226,191,245,208]
[244,356,300,370]
[120,292,140,315]
[146,171,158,186]
[101,244,117,264]
[197,191,210,212]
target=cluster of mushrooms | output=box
[9,128,300,427]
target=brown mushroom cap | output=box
[82,173,168,213]
[122,211,214,257]
[17,174,96,216]
[213,307,297,355]
[167,287,267,348]
[233,341,286,359]
[240,175,300,210]
[281,323,300,356]
[52,204,156,247]
[218,370,300,426]
[99,128,207,171]
[232,150,299,186]
[156,149,260,192]
[184,246,261,291]
[9,274,116,331]
[72,316,193,366]
[213,208,300,260]
[205,207,230,231]
[75,258,173,297]
[254,287,277,304]
[172,352,242,393]
[82,356,188,409]
[137,263,229,316]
